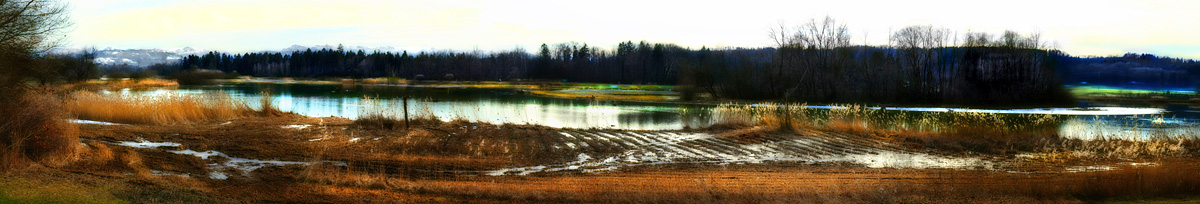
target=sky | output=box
[66,0,1200,59]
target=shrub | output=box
[128,69,156,82]
[0,92,81,170]
[106,71,129,80]
[169,69,226,85]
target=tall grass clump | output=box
[1,93,81,169]
[66,91,282,125]
[352,96,440,129]
[257,91,284,117]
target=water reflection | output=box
[1059,116,1200,141]
[100,83,1197,139]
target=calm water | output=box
[105,83,1199,140]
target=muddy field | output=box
[8,114,1197,203]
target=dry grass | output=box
[57,78,180,91]
[1042,138,1198,160]
[710,103,1091,154]
[351,96,440,130]
[104,78,179,87]
[342,97,575,173]
[65,91,283,125]
[0,92,81,170]
[710,103,1200,158]
[284,160,1200,203]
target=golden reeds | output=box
[65,91,281,125]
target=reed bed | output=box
[708,103,1200,157]
[711,103,1067,137]
[353,96,441,129]
[66,91,281,125]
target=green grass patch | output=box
[1070,85,1197,100]
[0,175,125,204]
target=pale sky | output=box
[66,0,1200,58]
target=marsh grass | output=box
[712,103,1066,136]
[66,91,283,125]
[712,103,1068,153]
[352,96,441,129]
[712,103,1200,157]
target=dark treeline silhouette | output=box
[721,18,1071,105]
[32,50,99,84]
[157,18,1076,106]
[1058,53,1200,91]
[158,42,688,85]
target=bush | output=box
[107,71,129,80]
[1,92,80,170]
[129,69,156,82]
[169,69,226,85]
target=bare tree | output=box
[964,31,993,47]
[0,0,70,90]
[0,0,70,55]
[767,16,852,100]
[890,25,952,98]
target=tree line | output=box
[156,17,1074,106]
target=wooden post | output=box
[403,95,410,129]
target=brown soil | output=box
[17,115,1199,203]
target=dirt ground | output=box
[8,114,1200,203]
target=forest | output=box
[140,18,1087,106]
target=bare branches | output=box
[964,30,1045,49]
[0,0,70,55]
[889,25,951,49]
[771,16,851,50]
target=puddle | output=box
[282,125,311,129]
[115,140,181,149]
[1065,165,1117,172]
[68,119,126,126]
[832,152,987,169]
[113,140,342,180]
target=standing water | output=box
[101,83,1198,140]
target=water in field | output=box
[101,83,1198,140]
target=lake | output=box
[101,83,1199,140]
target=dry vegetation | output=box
[709,103,1199,158]
[0,92,81,170]
[3,90,1199,203]
[65,91,283,125]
